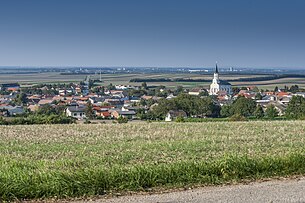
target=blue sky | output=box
[0,0,305,68]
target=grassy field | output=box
[2,72,305,89]
[0,121,305,201]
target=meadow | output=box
[0,121,305,201]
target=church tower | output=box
[209,62,232,95]
[212,62,219,84]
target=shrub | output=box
[175,116,185,122]
[229,114,247,121]
[117,116,128,123]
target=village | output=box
[0,65,304,123]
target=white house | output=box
[66,106,86,119]
[209,63,232,95]
[165,110,187,121]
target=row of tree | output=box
[139,94,220,120]
[145,94,305,120]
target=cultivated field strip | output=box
[0,121,304,201]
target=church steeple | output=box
[213,62,219,83]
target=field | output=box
[1,72,305,89]
[0,121,305,201]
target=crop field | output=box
[0,121,305,201]
[2,72,304,89]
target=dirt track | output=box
[76,177,305,203]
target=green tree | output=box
[252,86,260,92]
[254,105,264,119]
[85,101,95,119]
[220,105,232,117]
[285,96,305,119]
[117,116,128,123]
[255,93,263,100]
[141,82,148,90]
[107,83,116,90]
[199,89,209,97]
[289,85,299,93]
[230,96,257,117]
[265,104,278,119]
[149,93,220,119]
[14,92,27,105]
[174,86,184,95]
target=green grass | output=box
[0,121,305,201]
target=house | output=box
[100,111,111,119]
[89,97,105,104]
[0,83,20,91]
[256,101,286,116]
[66,106,86,119]
[28,104,39,112]
[105,98,124,106]
[129,96,141,103]
[166,94,176,99]
[293,92,305,98]
[188,88,204,96]
[121,106,145,112]
[111,110,136,119]
[165,110,187,121]
[38,99,54,106]
[0,105,25,116]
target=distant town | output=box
[1,64,305,124]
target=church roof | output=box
[215,63,219,73]
[219,80,231,85]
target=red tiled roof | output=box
[101,112,111,117]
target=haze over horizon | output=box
[0,0,305,68]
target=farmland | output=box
[1,72,305,89]
[0,121,305,201]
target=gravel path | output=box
[77,177,305,203]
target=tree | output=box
[252,86,260,92]
[149,93,220,120]
[285,96,305,119]
[230,96,257,117]
[85,101,95,119]
[289,85,299,93]
[255,93,263,100]
[232,87,240,95]
[284,85,289,91]
[220,105,232,117]
[14,92,27,105]
[254,105,264,119]
[117,116,128,123]
[107,83,116,90]
[141,82,148,90]
[174,86,184,95]
[265,104,278,119]
[199,89,209,97]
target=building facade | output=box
[209,63,232,95]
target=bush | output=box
[84,119,91,124]
[175,116,185,122]
[117,116,128,124]
[0,115,75,125]
[265,105,278,119]
[229,114,247,121]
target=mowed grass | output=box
[0,121,305,201]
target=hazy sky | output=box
[0,0,305,68]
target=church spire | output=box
[215,62,219,73]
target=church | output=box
[209,63,232,95]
